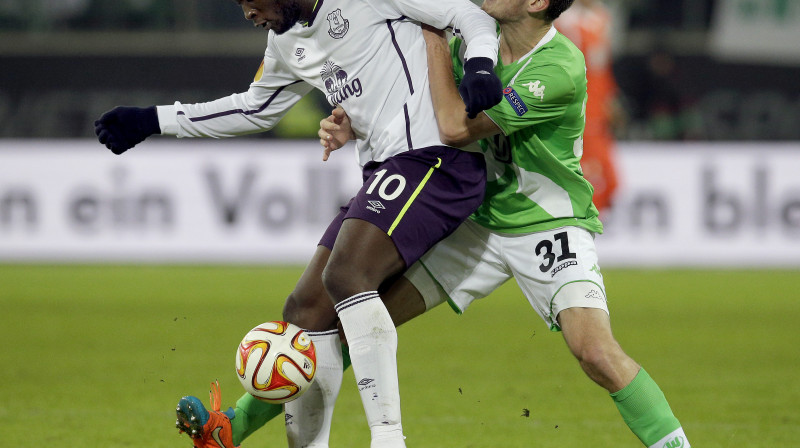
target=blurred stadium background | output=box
[1,0,799,141]
[1,1,799,446]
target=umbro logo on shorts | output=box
[367,200,385,213]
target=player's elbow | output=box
[439,133,471,148]
[437,121,472,148]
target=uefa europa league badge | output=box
[327,9,349,39]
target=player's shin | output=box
[335,291,406,448]
[232,393,283,445]
[285,330,344,448]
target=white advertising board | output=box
[710,0,800,64]
[0,139,363,263]
[596,143,800,267]
[1,140,799,267]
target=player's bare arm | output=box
[422,25,501,147]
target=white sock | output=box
[285,330,343,448]
[335,292,406,448]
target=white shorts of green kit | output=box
[405,220,608,331]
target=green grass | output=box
[1,266,798,447]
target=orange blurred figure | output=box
[557,0,623,214]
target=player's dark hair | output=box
[545,0,575,21]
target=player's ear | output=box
[528,0,549,15]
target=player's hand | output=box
[458,57,503,119]
[94,106,160,155]
[318,106,355,161]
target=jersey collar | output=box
[515,25,557,62]
[504,25,558,87]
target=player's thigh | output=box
[325,217,405,300]
[505,226,608,331]
[314,196,402,301]
[407,220,512,313]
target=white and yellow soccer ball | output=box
[235,321,316,404]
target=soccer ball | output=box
[235,321,316,404]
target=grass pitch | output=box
[1,265,797,447]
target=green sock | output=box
[230,393,283,446]
[229,342,353,446]
[611,368,681,447]
[341,343,351,370]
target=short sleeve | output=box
[484,63,577,136]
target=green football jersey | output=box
[451,27,603,234]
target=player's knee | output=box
[572,338,640,391]
[574,341,608,367]
[321,263,359,302]
[282,293,303,324]
[573,338,626,374]
[322,256,403,303]
[282,291,335,331]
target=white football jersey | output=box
[157,0,498,167]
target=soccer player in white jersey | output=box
[94,1,504,447]
[318,0,692,446]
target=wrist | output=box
[464,57,494,74]
[142,106,161,135]
[156,105,179,136]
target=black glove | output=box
[95,106,160,155]
[458,57,503,119]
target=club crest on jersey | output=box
[503,87,528,116]
[321,60,362,106]
[327,9,349,39]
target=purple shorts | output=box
[319,146,486,268]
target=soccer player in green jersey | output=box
[318,0,692,446]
